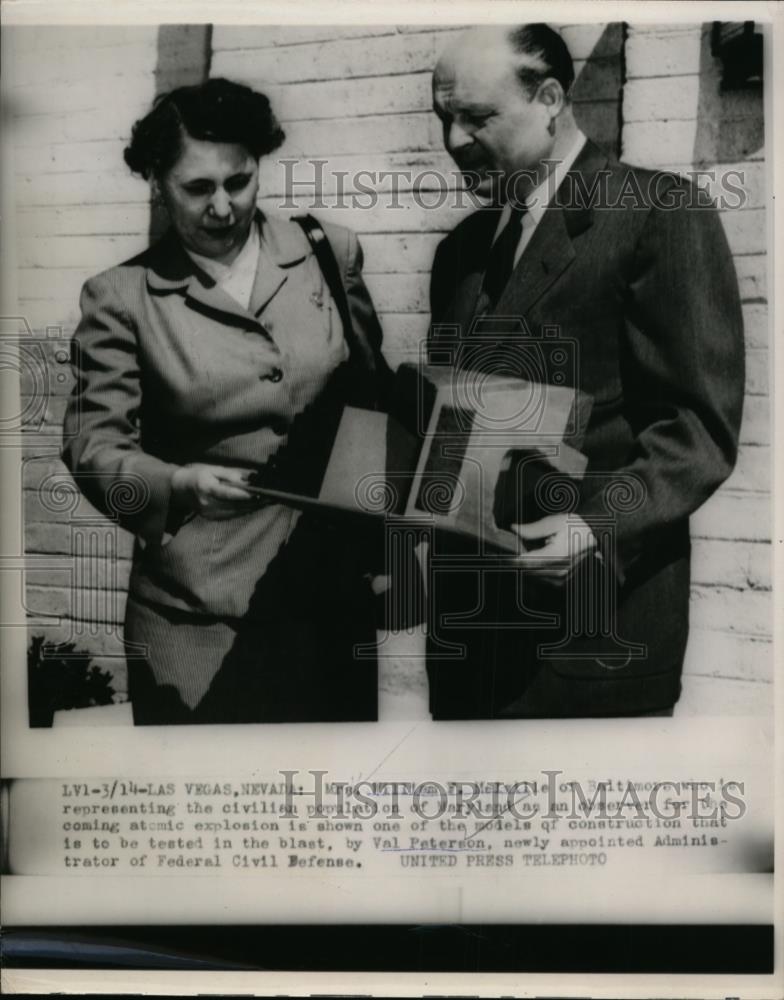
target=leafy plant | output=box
[27,635,115,728]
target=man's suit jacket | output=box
[426,140,745,718]
[62,211,392,625]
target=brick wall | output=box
[11,22,770,715]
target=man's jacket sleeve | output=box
[577,186,745,585]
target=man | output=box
[425,24,744,718]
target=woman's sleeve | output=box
[61,272,180,544]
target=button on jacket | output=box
[62,211,392,621]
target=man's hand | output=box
[171,464,262,520]
[510,513,597,581]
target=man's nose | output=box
[446,120,472,152]
[208,188,232,219]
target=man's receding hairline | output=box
[435,28,550,85]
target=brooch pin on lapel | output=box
[310,290,324,309]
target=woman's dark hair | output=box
[124,77,286,180]
[507,24,575,100]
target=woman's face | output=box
[158,133,260,264]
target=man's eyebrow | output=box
[459,103,494,113]
[435,100,494,117]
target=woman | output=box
[62,78,393,725]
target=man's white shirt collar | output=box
[495,130,588,262]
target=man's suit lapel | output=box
[493,206,576,319]
[445,140,607,327]
[493,140,607,319]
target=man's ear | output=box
[537,77,566,120]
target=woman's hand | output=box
[171,464,261,520]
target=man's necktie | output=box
[475,203,528,316]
